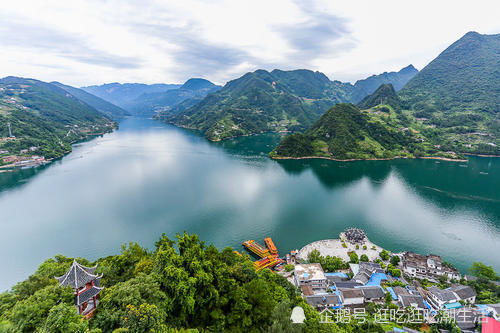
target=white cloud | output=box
[0,0,498,86]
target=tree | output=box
[469,262,499,281]
[349,253,359,264]
[307,249,322,263]
[379,250,390,261]
[360,254,369,262]
[284,264,294,272]
[8,285,74,332]
[39,303,89,333]
[122,303,165,332]
[390,256,400,266]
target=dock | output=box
[242,240,270,258]
[264,237,278,255]
[242,237,283,271]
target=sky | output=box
[1,0,499,87]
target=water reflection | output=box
[0,118,499,291]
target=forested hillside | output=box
[0,233,351,332]
[271,103,460,160]
[162,69,355,141]
[399,31,500,155]
[51,82,129,119]
[0,77,115,161]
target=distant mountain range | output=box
[156,67,416,141]
[271,31,500,159]
[51,82,129,119]
[0,77,115,160]
[126,79,221,116]
[352,65,418,102]
[82,79,220,117]
[81,82,181,111]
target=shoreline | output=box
[270,155,468,162]
[0,126,117,173]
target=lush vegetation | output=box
[159,69,358,141]
[399,31,500,155]
[0,77,115,161]
[307,249,349,272]
[463,262,500,304]
[271,103,457,160]
[357,84,402,110]
[0,233,394,333]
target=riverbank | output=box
[270,154,468,162]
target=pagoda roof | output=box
[75,286,104,305]
[55,260,101,289]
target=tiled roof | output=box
[360,286,385,299]
[305,294,341,307]
[55,260,100,289]
[75,286,103,305]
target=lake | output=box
[1,117,499,290]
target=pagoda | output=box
[55,260,103,318]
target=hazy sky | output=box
[1,0,499,87]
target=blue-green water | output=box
[0,117,499,289]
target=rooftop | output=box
[305,294,341,307]
[295,263,326,282]
[55,260,100,289]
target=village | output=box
[239,229,500,332]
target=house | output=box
[426,285,476,309]
[401,252,460,281]
[305,294,342,309]
[294,264,327,290]
[427,286,459,309]
[449,285,476,304]
[351,262,385,285]
[333,281,363,289]
[359,286,385,302]
[399,295,425,309]
[339,288,364,305]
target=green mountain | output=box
[161,69,355,141]
[271,103,458,160]
[128,78,221,116]
[351,65,418,102]
[51,81,129,119]
[357,84,402,110]
[0,77,115,161]
[81,82,181,112]
[399,31,500,155]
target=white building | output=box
[402,252,460,282]
[294,263,327,290]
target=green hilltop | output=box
[159,69,356,141]
[0,77,115,161]
[271,103,437,160]
[399,31,500,155]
